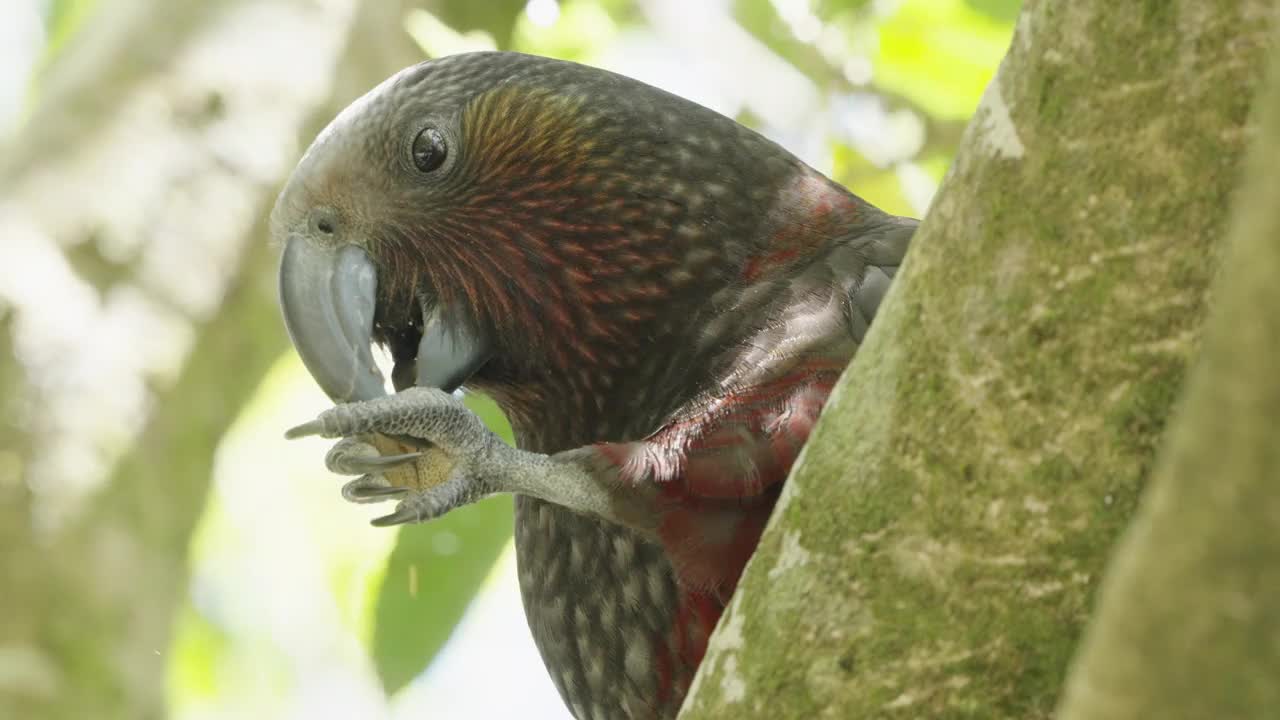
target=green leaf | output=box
[430,0,530,50]
[463,391,516,446]
[513,0,622,63]
[370,392,515,695]
[372,498,514,695]
[42,0,100,60]
[874,0,1015,120]
[167,604,231,704]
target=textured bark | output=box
[0,3,427,718]
[681,1,1275,718]
[1056,23,1280,720]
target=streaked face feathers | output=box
[272,51,877,438]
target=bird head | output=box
[273,52,871,435]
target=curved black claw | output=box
[285,419,326,440]
[341,477,411,504]
[371,506,424,527]
[336,451,423,475]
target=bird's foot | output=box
[286,387,503,526]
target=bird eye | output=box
[411,126,447,173]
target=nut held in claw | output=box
[370,435,456,491]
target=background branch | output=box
[0,1,430,717]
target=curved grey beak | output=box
[279,238,386,403]
[278,236,491,404]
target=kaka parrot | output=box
[275,52,914,719]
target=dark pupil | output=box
[412,127,446,172]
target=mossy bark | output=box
[1056,22,1280,720]
[680,1,1275,718]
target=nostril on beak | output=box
[309,206,339,236]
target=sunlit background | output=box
[0,0,1017,717]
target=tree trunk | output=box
[1056,20,1280,720]
[680,0,1275,717]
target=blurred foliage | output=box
[731,0,1012,219]
[427,0,529,48]
[876,0,1013,119]
[513,0,629,60]
[732,0,871,89]
[41,0,99,61]
[407,9,502,56]
[169,602,235,705]
[371,393,516,694]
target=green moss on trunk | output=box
[1057,22,1280,719]
[680,1,1275,717]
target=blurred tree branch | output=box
[1,0,238,184]
[682,0,1274,717]
[26,223,286,720]
[0,1,432,718]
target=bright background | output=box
[0,1,1017,717]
